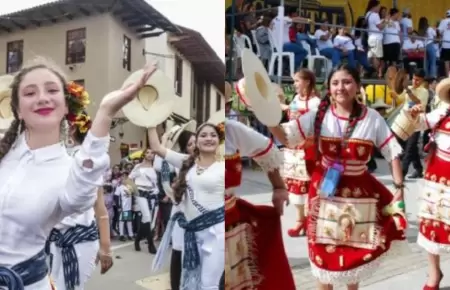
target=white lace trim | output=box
[282,121,303,148]
[289,192,307,205]
[310,240,411,285]
[417,232,450,255]
[253,144,283,172]
[379,137,403,163]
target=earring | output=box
[60,119,69,143]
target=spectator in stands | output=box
[242,2,260,51]
[400,8,413,41]
[225,0,245,35]
[402,31,425,75]
[419,17,438,78]
[271,7,308,71]
[314,19,341,67]
[353,17,375,77]
[365,0,387,78]
[255,16,272,69]
[294,22,318,54]
[379,6,387,20]
[438,10,450,75]
[333,26,357,68]
[383,8,401,67]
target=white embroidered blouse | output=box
[0,132,110,290]
[283,106,402,174]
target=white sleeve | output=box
[370,13,381,26]
[60,131,110,215]
[314,30,324,39]
[421,107,448,131]
[129,165,140,179]
[165,149,189,169]
[225,119,282,172]
[281,110,315,149]
[438,21,445,33]
[374,113,403,162]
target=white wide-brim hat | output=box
[241,48,282,126]
[436,78,450,104]
[0,74,15,130]
[121,69,175,128]
[162,119,197,150]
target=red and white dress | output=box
[283,94,320,205]
[415,106,450,254]
[282,106,409,284]
[225,119,295,290]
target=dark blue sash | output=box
[47,221,99,290]
[0,248,48,290]
[173,206,225,270]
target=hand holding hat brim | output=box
[99,61,158,117]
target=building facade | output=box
[0,0,224,163]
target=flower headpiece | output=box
[65,81,91,133]
[217,122,225,144]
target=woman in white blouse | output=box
[0,60,156,290]
[48,110,113,290]
[333,27,357,68]
[129,148,158,254]
[148,123,224,290]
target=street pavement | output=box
[86,158,450,290]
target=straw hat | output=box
[120,69,175,128]
[0,75,14,130]
[240,48,282,126]
[393,69,409,95]
[371,99,390,110]
[162,119,197,150]
[436,77,450,104]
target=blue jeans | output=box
[424,43,437,78]
[339,50,356,68]
[319,47,341,67]
[283,42,307,70]
[296,33,317,55]
[355,50,372,71]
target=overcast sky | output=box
[3,0,224,61]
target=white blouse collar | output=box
[11,133,67,163]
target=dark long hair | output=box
[312,65,365,159]
[172,123,224,204]
[418,17,429,37]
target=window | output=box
[66,28,86,64]
[216,92,222,111]
[73,79,85,87]
[174,55,183,96]
[6,40,23,74]
[122,35,131,71]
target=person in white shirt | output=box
[0,59,156,290]
[438,10,450,74]
[129,148,158,254]
[353,17,375,76]
[402,31,426,75]
[314,20,341,66]
[114,172,136,240]
[271,8,310,70]
[333,27,356,68]
[48,110,113,290]
[400,8,413,41]
[365,0,388,78]
[149,123,224,290]
[383,8,401,66]
[419,17,438,78]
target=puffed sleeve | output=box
[374,113,403,162]
[60,131,110,214]
[281,110,315,148]
[165,149,189,169]
[225,119,282,172]
[417,107,448,131]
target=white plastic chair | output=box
[233,34,252,57]
[268,31,295,77]
[250,30,261,58]
[300,40,331,79]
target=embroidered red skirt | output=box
[418,154,450,253]
[225,195,295,290]
[306,167,406,283]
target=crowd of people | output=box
[228,0,450,80]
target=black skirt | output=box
[383,42,401,63]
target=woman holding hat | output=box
[149,121,224,290]
[270,65,408,289]
[0,57,157,290]
[407,77,450,289]
[129,148,158,254]
[48,109,114,290]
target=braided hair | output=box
[312,65,365,159]
[172,123,224,204]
